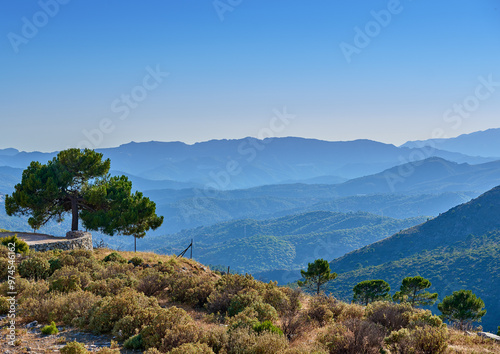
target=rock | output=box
[477,332,500,342]
[26,320,38,328]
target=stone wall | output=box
[29,233,93,252]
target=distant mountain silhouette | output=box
[0,137,495,189]
[402,128,500,158]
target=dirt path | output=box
[0,232,66,245]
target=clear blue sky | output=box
[1,0,499,152]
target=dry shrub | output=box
[18,256,50,280]
[96,348,120,354]
[206,274,264,314]
[50,266,92,289]
[60,340,89,354]
[112,306,160,341]
[143,349,162,354]
[140,306,201,352]
[85,278,133,297]
[365,301,413,331]
[89,288,159,333]
[166,272,216,307]
[316,319,385,354]
[411,325,448,354]
[306,294,363,327]
[385,325,448,354]
[199,325,228,353]
[0,258,9,280]
[225,328,289,354]
[58,290,101,327]
[0,244,9,258]
[262,285,294,315]
[136,268,169,296]
[167,342,215,353]
[94,261,135,280]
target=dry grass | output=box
[3,248,499,353]
[446,329,500,353]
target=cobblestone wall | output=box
[29,233,93,252]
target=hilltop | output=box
[1,246,499,353]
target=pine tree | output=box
[298,259,337,295]
[5,149,163,237]
[393,276,438,307]
[353,279,391,305]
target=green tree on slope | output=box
[353,279,391,305]
[298,259,337,295]
[438,289,486,331]
[393,276,438,307]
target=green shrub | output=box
[50,275,81,293]
[60,340,89,354]
[168,342,214,353]
[103,252,126,263]
[253,320,283,336]
[0,234,29,254]
[49,258,63,274]
[0,296,11,315]
[124,333,143,349]
[41,321,59,335]
[129,256,144,266]
[19,256,50,280]
[228,290,261,317]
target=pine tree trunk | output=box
[71,197,79,231]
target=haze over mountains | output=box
[1,130,500,332]
[402,128,500,158]
[1,135,498,190]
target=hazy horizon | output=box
[1,1,499,152]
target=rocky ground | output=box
[0,319,140,354]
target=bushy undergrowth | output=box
[1,249,481,353]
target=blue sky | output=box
[1,0,499,152]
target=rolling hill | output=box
[331,157,500,196]
[326,185,500,332]
[139,211,427,274]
